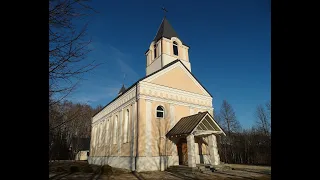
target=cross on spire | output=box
[162,7,168,17]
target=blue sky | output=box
[68,0,271,129]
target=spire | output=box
[153,17,180,43]
[118,84,126,96]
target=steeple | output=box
[145,17,191,76]
[118,84,126,96]
[153,17,181,44]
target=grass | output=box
[49,161,271,180]
[49,161,98,174]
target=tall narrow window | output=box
[173,41,178,56]
[113,115,118,144]
[105,119,109,144]
[95,125,100,147]
[99,123,103,147]
[156,106,165,118]
[123,109,129,143]
[102,120,106,145]
[92,126,96,147]
[154,44,157,59]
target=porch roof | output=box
[166,111,226,137]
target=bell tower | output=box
[145,17,191,76]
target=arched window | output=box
[173,41,178,56]
[113,115,118,144]
[156,106,165,118]
[123,109,129,143]
[154,44,157,59]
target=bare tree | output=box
[49,100,102,161]
[255,103,271,135]
[215,100,241,163]
[218,100,242,135]
[49,0,98,107]
[266,100,271,123]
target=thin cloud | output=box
[66,42,140,106]
[106,44,140,81]
[116,57,140,80]
[70,85,119,105]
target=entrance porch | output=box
[166,111,226,168]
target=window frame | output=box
[156,105,165,118]
[113,115,118,144]
[154,43,157,59]
[173,41,179,56]
[123,109,130,143]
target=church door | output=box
[177,138,188,165]
[181,143,188,165]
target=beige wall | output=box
[90,89,213,160]
[120,104,133,156]
[149,100,172,156]
[150,66,207,95]
[139,99,210,157]
[91,102,136,157]
[137,99,146,156]
[162,37,189,62]
[146,55,162,76]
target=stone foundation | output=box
[88,155,179,172]
[88,156,134,170]
[195,154,211,164]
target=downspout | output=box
[134,83,139,171]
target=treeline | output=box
[215,100,271,166]
[49,101,102,161]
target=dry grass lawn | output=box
[49,161,271,180]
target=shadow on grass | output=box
[165,171,199,180]
[236,168,271,175]
[87,165,102,180]
[214,171,258,180]
[49,172,72,180]
[132,171,146,180]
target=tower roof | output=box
[153,17,180,43]
[118,84,126,95]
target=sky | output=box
[67,0,271,129]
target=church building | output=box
[89,17,226,172]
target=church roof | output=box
[92,60,212,118]
[166,112,226,137]
[166,112,208,137]
[153,17,181,43]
